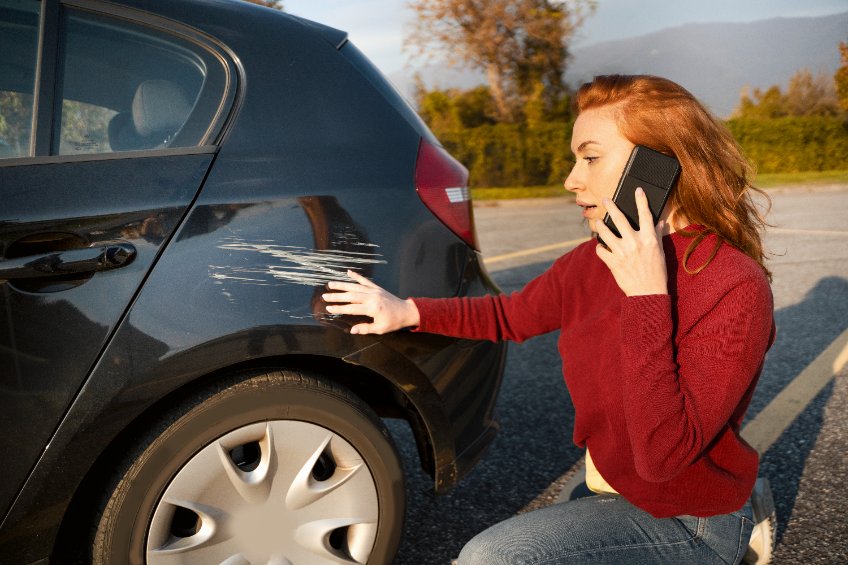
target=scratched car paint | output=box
[0,1,506,563]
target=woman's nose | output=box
[563,168,581,193]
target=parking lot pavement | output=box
[766,369,848,562]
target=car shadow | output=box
[390,258,580,564]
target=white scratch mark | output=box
[210,237,387,288]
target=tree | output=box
[734,85,788,119]
[416,84,498,131]
[406,0,595,123]
[785,69,840,116]
[836,42,848,112]
[734,68,840,118]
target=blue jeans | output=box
[457,494,754,565]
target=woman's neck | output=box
[660,207,688,235]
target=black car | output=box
[0,0,507,563]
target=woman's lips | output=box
[577,201,597,218]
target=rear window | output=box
[57,10,221,154]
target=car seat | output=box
[108,79,191,151]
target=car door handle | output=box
[0,243,136,281]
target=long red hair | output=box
[576,75,771,279]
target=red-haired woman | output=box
[324,75,775,564]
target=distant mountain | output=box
[389,11,848,118]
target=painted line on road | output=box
[488,226,847,268]
[770,227,848,237]
[741,327,848,454]
[485,237,591,264]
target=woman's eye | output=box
[583,156,598,164]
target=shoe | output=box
[743,477,776,565]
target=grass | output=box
[753,170,848,188]
[471,170,848,201]
[471,185,568,201]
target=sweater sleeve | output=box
[411,251,573,343]
[619,278,774,483]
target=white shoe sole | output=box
[743,477,777,565]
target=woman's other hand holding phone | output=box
[595,186,669,297]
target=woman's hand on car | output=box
[594,187,669,297]
[323,270,420,334]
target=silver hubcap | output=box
[146,420,379,564]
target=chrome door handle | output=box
[0,243,136,280]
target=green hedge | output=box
[726,116,848,173]
[434,115,848,187]
[435,121,574,187]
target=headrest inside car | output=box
[108,112,145,152]
[132,79,191,141]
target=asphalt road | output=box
[390,185,848,564]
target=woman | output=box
[323,74,775,564]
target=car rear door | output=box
[0,0,236,519]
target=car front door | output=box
[0,0,236,519]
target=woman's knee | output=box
[456,515,552,565]
[456,526,510,565]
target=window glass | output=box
[0,0,40,159]
[60,99,117,154]
[58,11,217,155]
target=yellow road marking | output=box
[769,227,848,237]
[485,237,591,264]
[742,327,848,454]
[487,225,846,267]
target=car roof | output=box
[108,0,348,51]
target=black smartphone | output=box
[600,145,681,243]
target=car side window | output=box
[57,10,222,155]
[0,0,41,159]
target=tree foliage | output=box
[416,84,499,130]
[836,42,848,112]
[406,0,595,122]
[0,92,33,157]
[734,68,841,118]
[437,120,574,186]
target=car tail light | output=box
[414,138,478,251]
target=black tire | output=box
[92,370,406,564]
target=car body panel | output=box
[0,153,214,519]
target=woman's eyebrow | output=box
[576,140,600,152]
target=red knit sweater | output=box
[413,229,774,518]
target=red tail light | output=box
[414,138,478,250]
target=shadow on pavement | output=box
[751,276,848,544]
[390,259,579,564]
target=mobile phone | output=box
[600,145,681,242]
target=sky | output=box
[283,0,848,75]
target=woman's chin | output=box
[582,217,600,234]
